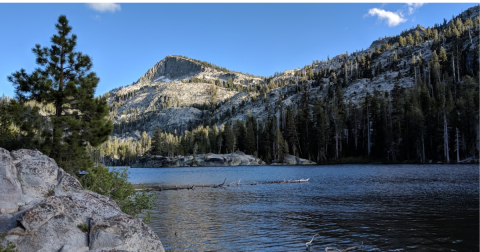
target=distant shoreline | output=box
[108,162,478,169]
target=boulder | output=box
[284,155,298,165]
[0,147,164,252]
[0,148,22,214]
[11,149,59,201]
[298,158,317,165]
[89,214,163,251]
[203,154,226,166]
[229,157,242,166]
[280,155,317,165]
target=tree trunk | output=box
[256,120,259,155]
[367,105,371,156]
[335,129,339,159]
[354,112,358,150]
[452,52,456,83]
[456,128,460,163]
[422,133,426,163]
[444,112,450,163]
[456,50,461,83]
[414,66,417,86]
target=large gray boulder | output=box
[0,148,164,252]
[11,149,59,203]
[272,155,317,165]
[0,148,22,214]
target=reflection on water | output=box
[129,165,479,251]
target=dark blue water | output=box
[126,165,479,252]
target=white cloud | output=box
[87,3,121,13]
[367,8,407,27]
[407,3,424,14]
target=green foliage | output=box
[45,189,55,197]
[0,99,15,150]
[143,212,152,224]
[77,223,89,233]
[0,241,17,252]
[151,127,162,155]
[0,98,43,151]
[81,165,155,216]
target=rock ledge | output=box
[0,148,164,252]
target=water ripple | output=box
[131,164,479,251]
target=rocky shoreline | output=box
[0,148,164,252]
[130,151,315,168]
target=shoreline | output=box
[108,161,479,169]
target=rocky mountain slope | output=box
[105,5,479,140]
[106,55,265,137]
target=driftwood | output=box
[344,246,358,251]
[140,184,210,191]
[213,178,227,188]
[458,157,479,163]
[262,178,310,184]
[136,177,310,192]
[325,246,358,252]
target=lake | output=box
[126,164,479,251]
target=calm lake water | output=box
[126,165,479,252]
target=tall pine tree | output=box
[8,15,113,173]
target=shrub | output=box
[45,189,54,197]
[80,165,155,216]
[77,223,89,233]
[0,241,17,252]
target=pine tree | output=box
[406,33,414,45]
[224,122,235,153]
[297,86,312,158]
[414,30,422,44]
[234,120,247,152]
[275,127,286,162]
[245,120,256,154]
[313,98,327,162]
[285,107,299,156]
[399,36,406,47]
[151,127,162,155]
[8,15,113,173]
[0,99,20,150]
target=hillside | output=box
[105,55,264,137]
[97,5,479,165]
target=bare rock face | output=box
[272,155,317,166]
[144,107,203,133]
[89,214,163,251]
[0,148,22,214]
[0,147,164,252]
[138,55,203,84]
[11,149,59,202]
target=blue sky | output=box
[0,3,477,97]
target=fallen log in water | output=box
[325,246,359,252]
[135,177,310,192]
[262,178,310,184]
[139,184,211,191]
[213,178,227,188]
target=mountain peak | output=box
[137,55,204,84]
